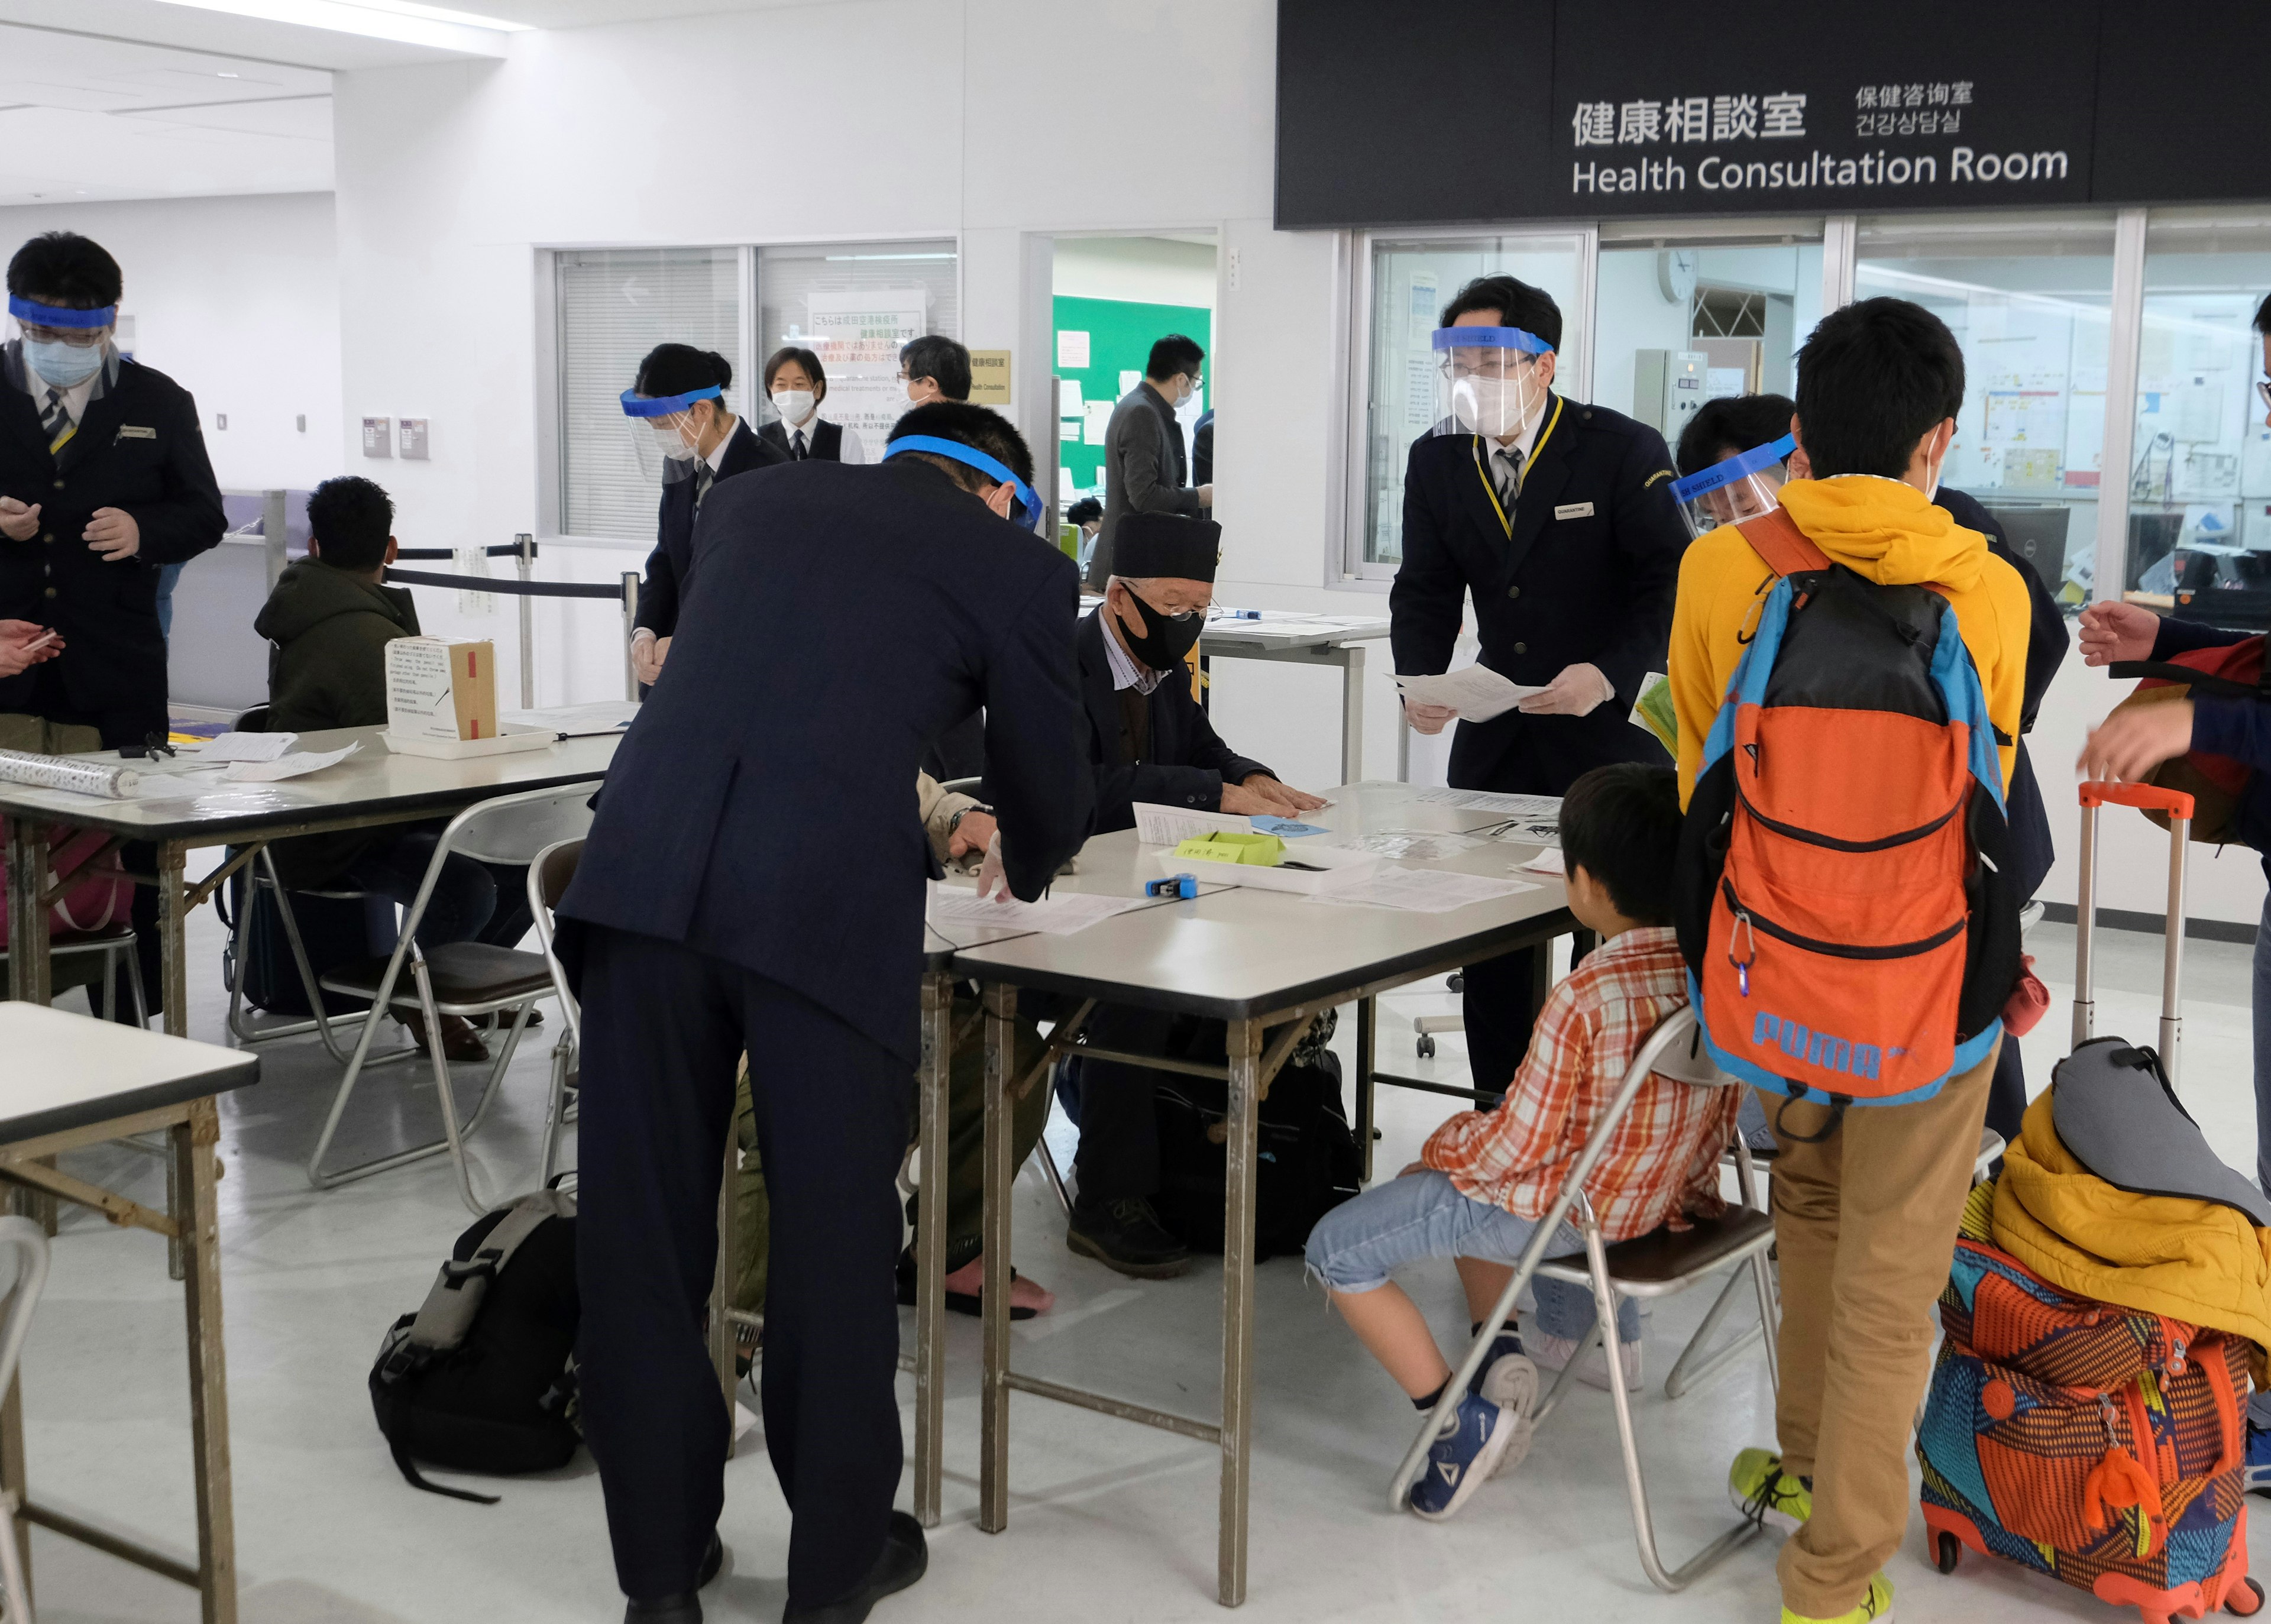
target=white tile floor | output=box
[19,904,2269,1622]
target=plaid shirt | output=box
[1421,926,1738,1243]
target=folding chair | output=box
[527,837,584,1192]
[1,924,146,1027]
[0,1215,50,1623]
[1387,1005,1780,1593]
[305,783,597,1215]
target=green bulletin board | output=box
[1052,295,1212,497]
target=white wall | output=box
[0,192,342,490]
[324,1,1382,786]
[1052,235,1218,310]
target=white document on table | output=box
[193,731,297,764]
[1305,866,1538,914]
[222,744,360,783]
[927,882,1144,936]
[502,700,640,736]
[1133,803,1251,846]
[1413,788,1562,818]
[1393,668,1545,723]
[1519,847,1567,876]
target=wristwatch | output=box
[944,804,992,840]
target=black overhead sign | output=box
[1274,0,2271,229]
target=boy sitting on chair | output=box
[1303,762,1739,1521]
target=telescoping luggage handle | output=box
[2073,782,2193,1086]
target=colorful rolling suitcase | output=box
[1917,781,2263,1622]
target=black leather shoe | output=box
[782,1511,927,1623]
[1066,1195,1192,1279]
[624,1532,724,1622]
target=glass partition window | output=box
[1855,217,2115,605]
[556,247,741,541]
[2127,218,2271,603]
[755,239,959,463]
[1357,233,1584,574]
[1593,240,1822,452]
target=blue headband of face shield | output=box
[620,384,723,419]
[8,295,116,330]
[1429,325,1554,355]
[882,435,1044,528]
[1669,434,1798,503]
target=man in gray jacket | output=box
[1085,333,1214,587]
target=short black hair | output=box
[762,345,827,400]
[1793,297,1965,480]
[1677,393,1798,477]
[900,335,971,401]
[635,342,732,402]
[1146,334,1205,380]
[888,401,1034,491]
[1066,497,1102,526]
[7,231,122,309]
[1439,275,1562,352]
[1558,763,1681,927]
[306,476,394,572]
[2254,292,2271,335]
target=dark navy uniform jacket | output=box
[1389,393,1687,797]
[633,418,787,640]
[561,456,1094,1064]
[0,344,223,741]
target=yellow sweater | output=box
[1993,1091,2271,1384]
[1667,477,2031,807]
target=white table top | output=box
[0,726,621,846]
[949,781,1574,1019]
[0,1002,257,1143]
[1199,612,1393,653]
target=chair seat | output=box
[1536,1206,1777,1298]
[321,943,555,1013]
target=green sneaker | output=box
[1728,1447,1812,1535]
[1781,1571,1892,1623]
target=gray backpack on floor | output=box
[369,1189,581,1502]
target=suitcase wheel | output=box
[2228,1576,2264,1616]
[1934,1532,1961,1575]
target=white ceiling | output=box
[0,21,333,205]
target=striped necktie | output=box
[791,429,807,461]
[39,387,75,456]
[693,460,714,509]
[1492,445,1523,504]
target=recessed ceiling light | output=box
[216,70,240,77]
[145,0,533,41]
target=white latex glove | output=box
[1516,662,1615,717]
[975,830,1010,901]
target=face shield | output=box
[881,434,1047,534]
[1669,435,1796,539]
[619,384,721,484]
[7,295,117,392]
[1430,325,1552,441]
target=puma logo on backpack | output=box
[1674,508,2021,1109]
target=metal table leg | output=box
[912,971,952,1528]
[1338,645,1364,785]
[979,984,1016,1534]
[158,842,189,1039]
[1218,1017,1260,1606]
[177,1096,237,1623]
[1353,997,1376,1183]
[7,823,50,1007]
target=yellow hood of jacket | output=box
[1776,477,1988,593]
[1992,1091,2271,1383]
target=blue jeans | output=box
[342,824,532,957]
[1305,1169,1641,1344]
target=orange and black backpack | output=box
[1673,507,2022,1112]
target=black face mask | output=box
[1114,590,1205,671]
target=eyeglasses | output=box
[18,324,106,348]
[1440,354,1538,381]
[2257,379,2271,412]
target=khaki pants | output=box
[1762,1038,1997,1619]
[0,716,102,756]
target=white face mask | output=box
[1454,374,1535,441]
[652,421,697,462]
[772,389,816,426]
[1175,377,1196,407]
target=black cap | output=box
[1112,513,1220,583]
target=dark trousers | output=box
[1458,949,1539,1101]
[1984,1028,2028,1152]
[574,926,910,1607]
[1069,1005,1191,1204]
[344,823,532,957]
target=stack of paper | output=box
[193,732,297,764]
[927,882,1143,937]
[224,743,360,784]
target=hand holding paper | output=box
[1394,667,1547,726]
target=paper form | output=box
[1393,668,1545,723]
[927,883,1144,936]
[1133,803,1251,846]
[223,744,360,783]
[193,732,296,764]
[1304,867,1538,914]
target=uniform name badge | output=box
[117,425,157,440]
[1553,501,1594,520]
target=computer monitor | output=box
[1981,503,2072,590]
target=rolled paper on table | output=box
[0,748,143,800]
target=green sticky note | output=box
[1175,832,1285,866]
